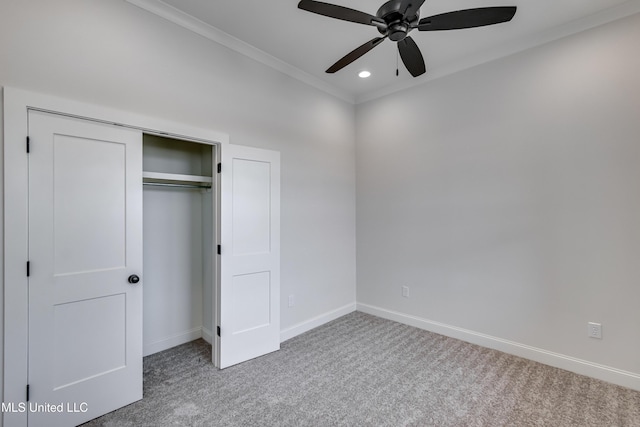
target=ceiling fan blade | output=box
[397,36,426,77]
[418,7,517,31]
[398,0,426,18]
[298,0,384,26]
[326,37,386,73]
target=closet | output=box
[4,87,281,426]
[141,134,216,356]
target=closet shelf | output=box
[143,171,213,189]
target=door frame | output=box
[2,87,229,427]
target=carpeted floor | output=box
[83,312,640,426]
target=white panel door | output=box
[219,144,280,368]
[28,111,143,426]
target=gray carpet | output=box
[83,312,640,426]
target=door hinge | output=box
[217,326,221,337]
[217,163,221,173]
[217,245,221,255]
[26,136,30,153]
[27,261,30,277]
[26,384,30,402]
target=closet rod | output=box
[143,182,211,189]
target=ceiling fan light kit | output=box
[298,0,517,77]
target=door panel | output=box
[28,111,143,426]
[52,134,127,275]
[53,294,126,389]
[220,145,280,368]
[231,271,272,333]
[232,159,272,255]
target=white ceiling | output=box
[128,0,640,103]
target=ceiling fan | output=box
[298,0,517,77]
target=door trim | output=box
[2,87,229,427]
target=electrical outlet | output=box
[402,286,410,298]
[588,322,602,339]
[288,294,295,308]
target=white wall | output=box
[356,11,640,380]
[0,0,356,349]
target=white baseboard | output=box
[202,327,213,345]
[357,303,640,392]
[280,302,357,342]
[144,327,203,356]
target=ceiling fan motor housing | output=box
[377,0,420,41]
[297,0,517,78]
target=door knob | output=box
[128,274,140,284]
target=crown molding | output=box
[126,0,640,105]
[357,0,640,104]
[125,0,354,104]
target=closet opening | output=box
[141,134,218,359]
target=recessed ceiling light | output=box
[358,70,371,79]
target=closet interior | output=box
[142,134,216,357]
